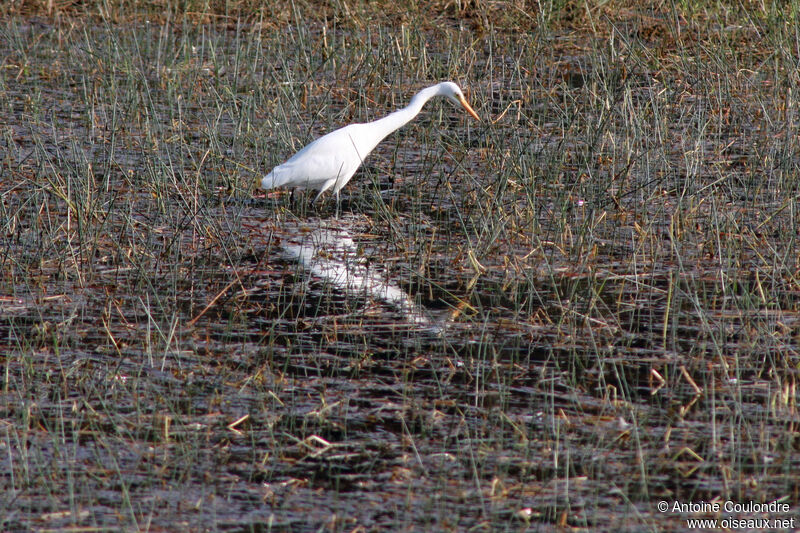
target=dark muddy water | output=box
[1,15,799,532]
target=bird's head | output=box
[440,82,480,121]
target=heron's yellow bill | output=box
[458,95,480,121]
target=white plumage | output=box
[261,81,479,203]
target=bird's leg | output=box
[289,188,305,216]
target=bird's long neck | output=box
[365,85,442,144]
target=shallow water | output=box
[1,14,799,532]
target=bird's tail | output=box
[260,171,286,191]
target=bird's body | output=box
[261,82,479,203]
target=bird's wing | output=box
[281,128,364,186]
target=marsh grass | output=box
[1,1,800,531]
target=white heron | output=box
[260,81,479,207]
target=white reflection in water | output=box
[282,228,440,331]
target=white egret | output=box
[260,81,479,206]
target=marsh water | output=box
[1,12,799,532]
